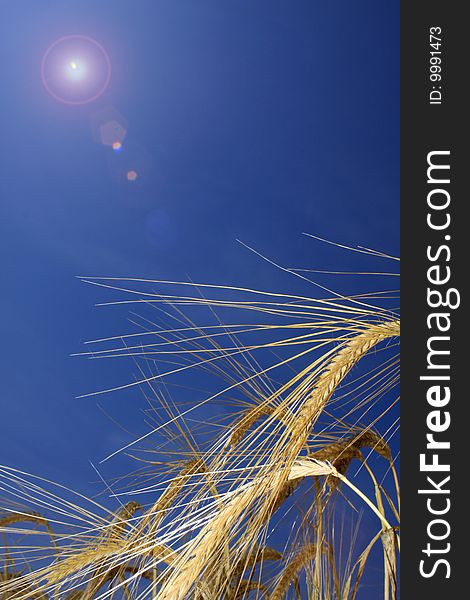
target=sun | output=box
[65,59,86,79]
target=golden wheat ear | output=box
[270,542,317,600]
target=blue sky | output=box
[1,0,399,593]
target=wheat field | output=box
[1,268,400,599]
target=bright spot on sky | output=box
[112,141,122,151]
[65,59,86,79]
[127,170,138,181]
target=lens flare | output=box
[90,106,128,147]
[41,35,111,105]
